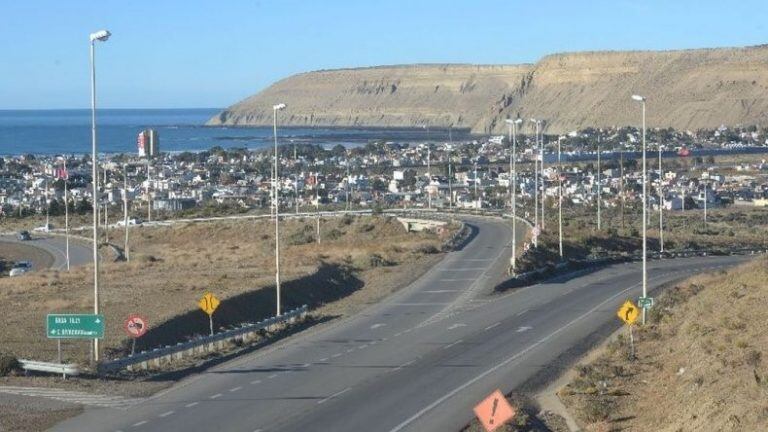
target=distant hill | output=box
[208,45,768,134]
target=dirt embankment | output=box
[210,44,768,134]
[560,256,768,431]
[0,215,453,364]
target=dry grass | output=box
[560,256,768,431]
[0,215,453,364]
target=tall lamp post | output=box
[597,136,602,231]
[658,140,664,252]
[272,103,286,316]
[89,29,110,362]
[61,156,71,270]
[632,94,647,325]
[557,136,565,259]
[505,118,522,272]
[529,119,539,238]
[540,121,546,231]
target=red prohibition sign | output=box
[124,314,149,338]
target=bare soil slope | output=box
[560,256,768,431]
[210,45,768,134]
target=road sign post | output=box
[473,389,516,432]
[638,296,654,309]
[198,292,220,336]
[47,314,105,339]
[617,300,639,360]
[123,314,149,355]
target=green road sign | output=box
[47,314,105,339]
[638,297,654,309]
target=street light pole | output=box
[506,118,522,272]
[89,29,110,363]
[63,157,70,270]
[123,164,130,262]
[530,119,539,237]
[427,146,431,209]
[658,140,664,252]
[558,136,564,259]
[597,137,601,231]
[632,94,647,325]
[272,103,286,316]
[540,122,546,231]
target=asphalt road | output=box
[53,217,754,432]
[0,234,91,272]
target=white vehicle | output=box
[115,218,143,227]
[33,223,53,233]
[9,261,32,277]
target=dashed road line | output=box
[210,393,222,399]
[184,402,199,408]
[484,322,500,331]
[132,421,147,427]
[229,386,242,392]
[158,411,174,418]
[267,374,278,379]
[318,357,328,362]
[443,340,463,350]
[317,387,352,404]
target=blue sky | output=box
[2,0,767,109]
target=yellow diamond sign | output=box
[617,300,639,325]
[198,292,220,316]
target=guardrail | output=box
[98,305,309,374]
[19,359,81,377]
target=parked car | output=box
[9,261,32,277]
[17,230,31,241]
[33,223,53,233]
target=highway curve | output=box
[0,234,92,272]
[52,216,753,432]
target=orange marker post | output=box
[473,389,516,432]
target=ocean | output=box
[0,109,459,156]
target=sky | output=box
[2,0,767,110]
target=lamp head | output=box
[631,94,645,102]
[273,103,286,111]
[89,30,111,42]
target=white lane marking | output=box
[359,344,368,349]
[250,379,262,385]
[441,267,487,271]
[443,340,463,350]
[229,386,242,392]
[300,363,310,368]
[388,280,643,432]
[267,374,278,379]
[331,353,342,358]
[424,289,462,292]
[318,358,328,362]
[515,309,529,316]
[447,323,466,330]
[317,387,352,404]
[158,411,174,418]
[403,328,413,333]
[516,326,533,333]
[484,322,501,331]
[184,402,199,408]
[346,348,355,353]
[132,421,147,427]
[393,359,416,371]
[210,393,222,399]
[394,332,404,337]
[370,323,386,329]
[391,302,451,306]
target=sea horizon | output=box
[0,108,465,157]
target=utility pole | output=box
[632,94,648,325]
[540,123,546,231]
[703,181,708,224]
[427,146,431,209]
[620,150,625,230]
[530,119,539,235]
[315,172,320,244]
[123,164,130,262]
[272,103,286,316]
[63,157,70,270]
[346,163,350,212]
[659,140,664,252]
[505,119,522,272]
[597,136,601,231]
[474,161,479,208]
[89,28,110,363]
[146,158,152,222]
[558,136,564,259]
